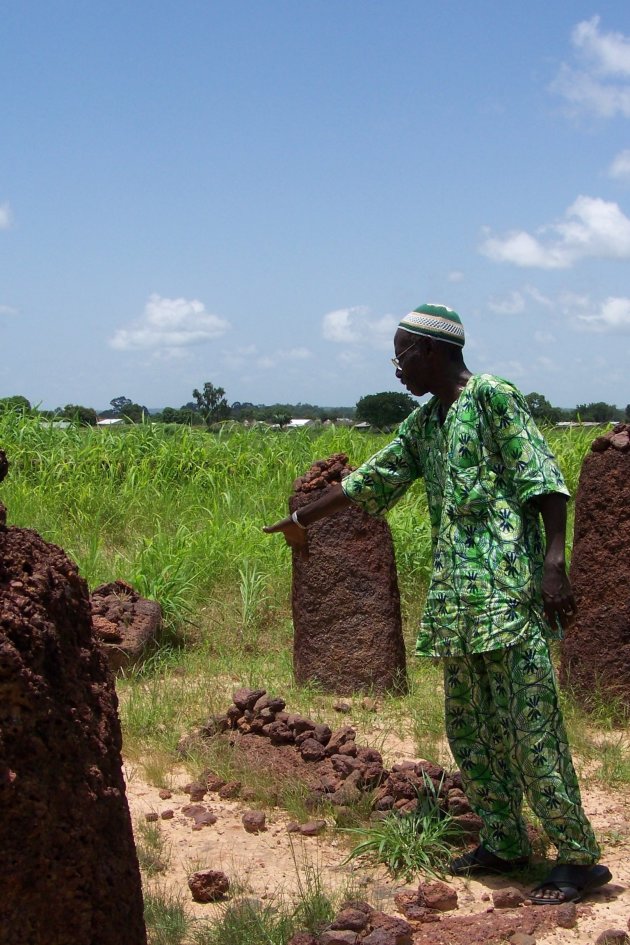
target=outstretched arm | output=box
[533,492,576,630]
[262,482,352,550]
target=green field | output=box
[0,413,605,760]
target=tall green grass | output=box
[1,413,612,773]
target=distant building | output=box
[96,418,124,426]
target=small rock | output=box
[509,934,536,945]
[361,697,378,712]
[286,821,300,833]
[161,809,174,820]
[418,880,458,912]
[242,811,266,833]
[333,701,352,713]
[340,899,374,915]
[330,908,370,931]
[188,869,230,903]
[556,902,577,929]
[320,931,358,945]
[313,723,333,745]
[610,432,630,452]
[287,934,320,945]
[183,780,207,801]
[337,741,358,757]
[232,687,266,711]
[363,913,413,945]
[144,812,159,822]
[218,780,242,799]
[299,819,327,837]
[205,774,226,792]
[595,932,630,945]
[158,789,172,799]
[492,887,525,909]
[192,811,217,827]
[300,738,327,762]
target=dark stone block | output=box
[291,454,407,695]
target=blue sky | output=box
[2,2,630,411]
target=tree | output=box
[62,404,97,426]
[574,402,619,423]
[525,392,560,424]
[192,382,230,426]
[625,404,630,422]
[355,391,417,429]
[272,412,292,428]
[0,395,31,414]
[109,395,133,417]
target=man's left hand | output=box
[541,560,577,629]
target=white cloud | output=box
[571,16,630,76]
[609,149,630,180]
[110,294,230,352]
[576,296,630,331]
[480,196,630,268]
[551,17,630,118]
[322,306,398,349]
[0,203,12,230]
[487,291,526,315]
[0,304,18,317]
[256,347,311,370]
[534,330,556,344]
[448,270,465,283]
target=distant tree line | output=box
[1,386,628,430]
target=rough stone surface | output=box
[418,880,459,912]
[90,579,162,671]
[290,455,407,694]
[188,869,230,902]
[0,522,146,944]
[595,931,630,945]
[242,810,266,833]
[492,886,526,909]
[560,428,630,710]
[555,902,577,929]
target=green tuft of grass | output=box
[136,818,170,876]
[343,776,461,881]
[144,887,192,945]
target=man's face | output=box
[393,329,431,396]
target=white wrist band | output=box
[291,510,307,530]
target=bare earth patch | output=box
[126,724,630,944]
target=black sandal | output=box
[450,843,529,876]
[529,864,612,905]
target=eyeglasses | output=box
[391,339,417,369]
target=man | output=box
[264,303,610,904]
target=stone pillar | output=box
[290,453,407,694]
[560,424,630,712]
[0,454,147,944]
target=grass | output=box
[144,887,192,945]
[136,818,170,875]
[143,849,354,945]
[343,774,462,881]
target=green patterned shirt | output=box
[341,374,569,657]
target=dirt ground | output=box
[126,725,630,944]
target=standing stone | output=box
[291,454,407,694]
[560,424,630,710]
[0,497,146,942]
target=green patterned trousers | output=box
[443,632,600,864]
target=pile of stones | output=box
[206,687,481,837]
[90,579,162,671]
[590,421,630,453]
